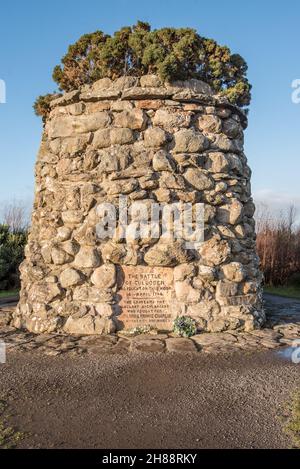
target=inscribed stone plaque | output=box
[118,266,174,330]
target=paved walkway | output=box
[264,293,300,305]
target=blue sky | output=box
[0,0,299,219]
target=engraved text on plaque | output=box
[118,266,174,330]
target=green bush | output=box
[0,225,27,291]
[173,316,197,338]
[288,273,300,287]
[34,21,251,118]
[33,93,61,121]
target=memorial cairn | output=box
[14,23,265,336]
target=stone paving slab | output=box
[130,338,166,352]
[166,337,198,353]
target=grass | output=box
[284,392,300,448]
[0,289,19,299]
[0,400,24,449]
[264,285,300,300]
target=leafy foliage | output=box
[122,325,154,336]
[34,21,251,118]
[33,93,61,122]
[173,316,197,338]
[0,225,27,291]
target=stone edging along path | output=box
[0,297,299,355]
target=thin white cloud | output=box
[253,189,300,224]
[0,197,32,226]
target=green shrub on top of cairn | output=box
[173,316,197,338]
[33,93,61,122]
[34,21,251,118]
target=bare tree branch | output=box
[2,200,29,232]
[256,204,300,286]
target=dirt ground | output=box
[0,348,299,449]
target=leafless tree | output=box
[2,201,30,232]
[256,204,300,285]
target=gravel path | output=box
[0,349,299,449]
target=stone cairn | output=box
[14,74,265,335]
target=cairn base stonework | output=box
[14,75,265,334]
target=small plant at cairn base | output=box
[121,325,155,337]
[34,21,251,118]
[173,316,197,338]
